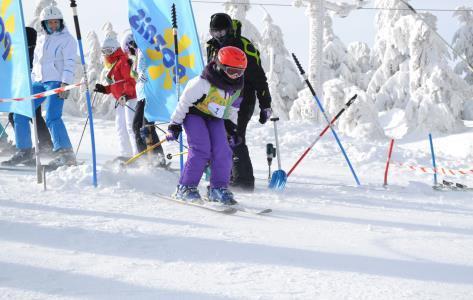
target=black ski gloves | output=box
[259,108,272,124]
[225,122,242,149]
[166,123,182,141]
[94,83,107,94]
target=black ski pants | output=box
[225,87,257,191]
[132,99,164,155]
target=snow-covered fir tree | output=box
[322,15,351,83]
[64,31,104,118]
[346,41,373,90]
[367,0,411,104]
[405,13,471,133]
[260,13,303,120]
[452,6,473,85]
[323,79,384,139]
[223,0,262,48]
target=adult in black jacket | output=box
[206,13,272,191]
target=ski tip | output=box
[258,208,273,214]
[222,207,238,214]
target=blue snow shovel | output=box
[269,117,287,190]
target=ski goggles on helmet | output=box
[222,65,245,79]
[210,28,228,39]
[101,47,116,56]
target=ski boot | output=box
[1,148,35,166]
[38,141,54,157]
[207,187,238,205]
[172,185,201,202]
[48,148,77,169]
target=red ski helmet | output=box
[217,46,247,79]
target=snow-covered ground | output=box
[1,115,473,299]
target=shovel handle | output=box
[271,118,282,170]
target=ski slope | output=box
[1,116,473,299]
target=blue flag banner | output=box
[0,0,33,118]
[128,0,204,122]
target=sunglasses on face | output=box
[101,47,115,56]
[222,65,245,79]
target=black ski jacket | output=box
[206,23,271,110]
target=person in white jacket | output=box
[2,5,76,167]
[166,46,247,204]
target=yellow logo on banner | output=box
[146,28,195,90]
[0,0,14,61]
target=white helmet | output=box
[101,35,120,55]
[40,5,63,21]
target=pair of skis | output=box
[152,192,272,215]
[433,179,473,191]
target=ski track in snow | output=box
[1,116,473,299]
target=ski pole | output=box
[292,53,360,185]
[171,4,184,173]
[124,139,167,165]
[166,150,188,160]
[0,121,10,140]
[70,0,98,187]
[75,91,98,156]
[154,123,189,149]
[286,93,357,177]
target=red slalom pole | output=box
[286,94,357,177]
[383,139,395,186]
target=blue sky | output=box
[22,0,471,67]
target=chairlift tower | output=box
[293,0,366,120]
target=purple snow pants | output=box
[179,114,232,188]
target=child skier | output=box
[94,34,138,160]
[166,46,247,205]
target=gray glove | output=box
[57,83,70,99]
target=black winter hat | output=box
[210,13,232,30]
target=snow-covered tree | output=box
[323,79,385,139]
[371,0,412,69]
[452,6,473,84]
[224,0,262,48]
[322,15,351,83]
[405,13,470,133]
[367,0,411,99]
[346,41,374,90]
[64,31,104,117]
[260,13,302,120]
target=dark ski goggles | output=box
[222,65,245,79]
[210,28,227,39]
[101,47,116,56]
